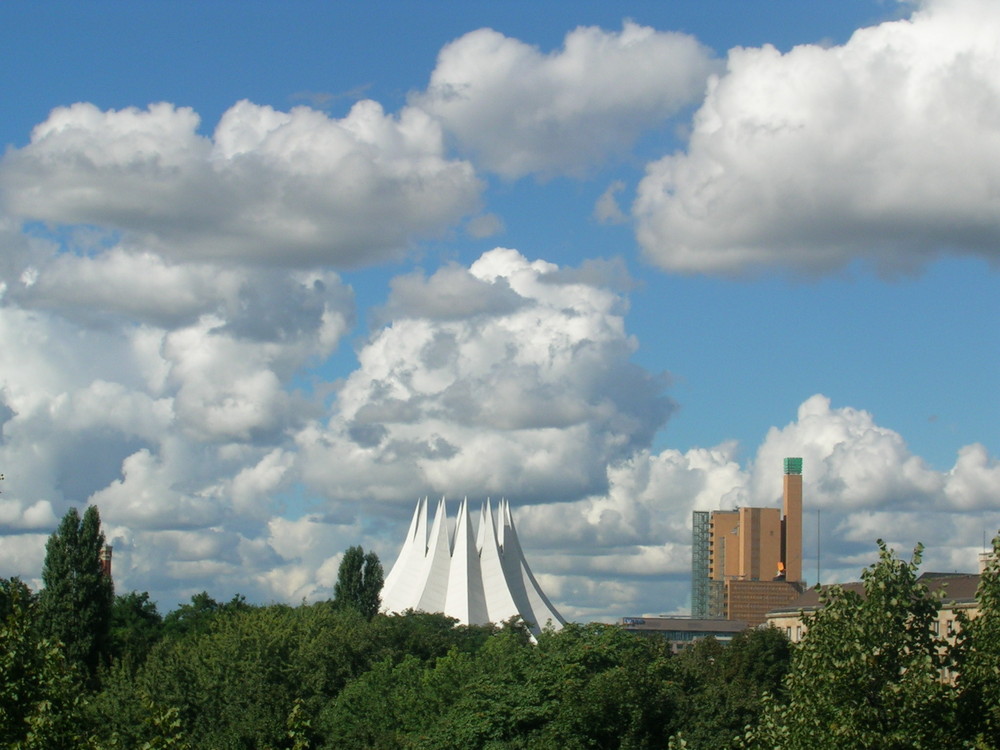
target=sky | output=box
[0,0,997,622]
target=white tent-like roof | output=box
[380,497,564,636]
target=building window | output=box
[786,626,792,639]
[931,620,939,635]
[796,626,803,642]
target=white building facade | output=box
[381,497,564,636]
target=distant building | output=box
[691,457,804,625]
[618,616,748,653]
[766,572,981,644]
[726,579,804,625]
[99,545,113,578]
[380,497,564,637]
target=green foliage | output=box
[161,591,219,639]
[38,505,114,682]
[402,624,544,749]
[0,577,90,748]
[0,576,35,621]
[136,702,191,750]
[955,534,1000,748]
[320,651,473,748]
[746,540,957,750]
[312,613,507,748]
[369,609,499,662]
[161,591,253,640]
[109,591,164,673]
[718,625,792,696]
[94,602,379,748]
[286,698,315,750]
[673,627,791,747]
[304,617,688,748]
[332,545,384,620]
[93,698,193,750]
[530,622,680,750]
[51,533,1000,749]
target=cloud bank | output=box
[1,243,994,617]
[1,99,481,267]
[634,0,1000,274]
[296,248,674,505]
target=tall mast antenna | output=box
[816,508,821,587]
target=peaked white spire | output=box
[475,499,488,555]
[444,498,488,625]
[478,497,520,623]
[380,496,427,607]
[380,497,565,636]
[497,498,563,633]
[415,496,452,614]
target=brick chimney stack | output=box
[99,545,113,578]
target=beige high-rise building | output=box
[691,457,805,625]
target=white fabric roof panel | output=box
[381,497,565,636]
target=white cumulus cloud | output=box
[296,248,674,504]
[634,0,1000,274]
[415,22,718,178]
[749,394,943,510]
[0,99,482,267]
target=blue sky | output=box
[0,0,997,621]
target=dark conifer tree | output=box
[39,505,114,681]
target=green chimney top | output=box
[784,457,803,475]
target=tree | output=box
[954,532,1000,747]
[530,622,680,749]
[0,577,89,747]
[161,591,253,640]
[398,622,680,749]
[93,602,382,749]
[109,591,164,673]
[0,575,35,621]
[332,546,383,620]
[38,505,114,682]
[746,540,957,749]
[673,626,791,747]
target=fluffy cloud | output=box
[2,223,993,619]
[634,0,1000,274]
[415,22,717,178]
[0,99,481,267]
[11,247,243,329]
[89,445,224,531]
[749,394,943,510]
[1,241,996,619]
[944,444,1000,511]
[0,210,357,606]
[296,248,674,505]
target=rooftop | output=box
[767,572,981,616]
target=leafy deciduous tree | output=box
[161,591,253,641]
[746,541,956,749]
[110,591,164,673]
[673,626,791,747]
[0,577,89,748]
[955,533,1000,748]
[94,603,382,748]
